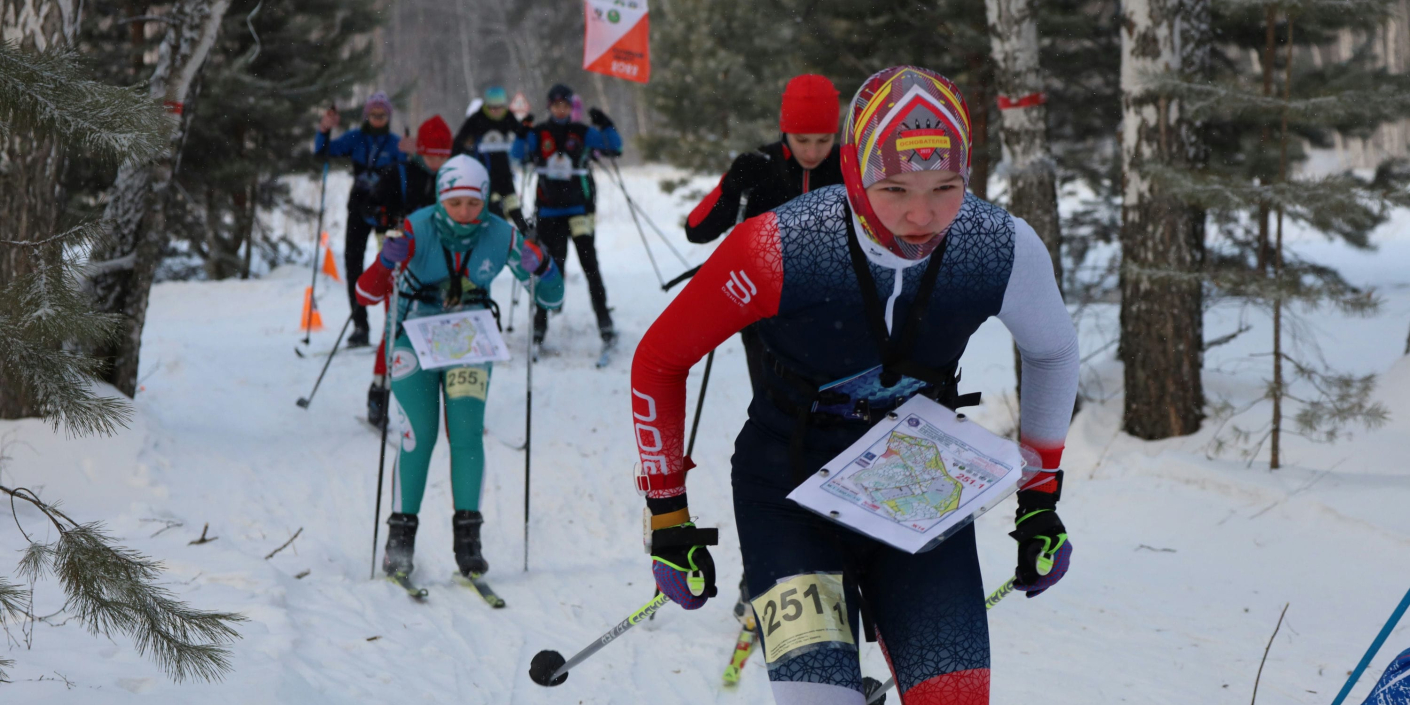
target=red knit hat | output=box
[417,116,452,157]
[779,74,840,135]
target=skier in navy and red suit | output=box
[685,74,845,392]
[633,66,1081,704]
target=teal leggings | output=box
[390,334,492,515]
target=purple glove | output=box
[519,238,547,275]
[379,233,411,268]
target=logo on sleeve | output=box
[722,270,757,306]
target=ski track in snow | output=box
[3,166,1409,703]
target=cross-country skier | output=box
[315,92,407,348]
[454,86,533,235]
[682,72,847,655]
[512,84,622,352]
[631,66,1079,704]
[355,155,563,582]
[367,115,454,428]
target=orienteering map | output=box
[789,396,1027,553]
[402,309,510,370]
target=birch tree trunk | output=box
[86,0,230,397]
[0,0,80,419]
[1118,0,1210,439]
[986,0,1061,281]
[987,0,1064,413]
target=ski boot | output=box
[367,380,390,428]
[383,513,418,576]
[733,576,756,630]
[453,510,489,576]
[347,321,371,348]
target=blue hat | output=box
[484,86,508,107]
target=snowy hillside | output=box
[2,166,1409,704]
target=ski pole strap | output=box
[650,526,718,550]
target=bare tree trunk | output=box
[1118,0,1209,440]
[966,52,994,201]
[0,0,81,419]
[1270,13,1294,470]
[86,0,231,398]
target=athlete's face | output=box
[366,110,390,129]
[786,133,836,170]
[485,105,508,120]
[549,100,573,121]
[864,170,965,245]
[422,154,448,172]
[442,195,485,224]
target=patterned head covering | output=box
[841,66,972,260]
[434,155,490,247]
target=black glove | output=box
[1008,471,1072,597]
[588,107,614,129]
[724,152,772,194]
[651,523,718,610]
[519,113,535,134]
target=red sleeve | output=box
[686,174,727,229]
[631,212,785,499]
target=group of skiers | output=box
[314,83,620,581]
[312,65,1083,704]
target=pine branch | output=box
[1152,74,1410,125]
[0,41,173,164]
[1148,165,1390,244]
[1,486,245,683]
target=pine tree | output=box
[1161,0,1409,467]
[169,0,381,280]
[640,0,804,173]
[0,4,244,682]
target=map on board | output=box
[402,309,511,370]
[789,396,1028,554]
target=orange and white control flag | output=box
[583,0,650,84]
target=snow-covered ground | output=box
[3,166,1409,704]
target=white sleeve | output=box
[996,216,1080,469]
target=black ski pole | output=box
[685,350,714,458]
[523,276,535,572]
[607,157,690,267]
[295,313,353,408]
[370,266,402,579]
[530,591,672,686]
[298,160,331,352]
[661,264,702,292]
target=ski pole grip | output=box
[651,526,718,550]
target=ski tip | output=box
[722,666,741,685]
[528,649,568,687]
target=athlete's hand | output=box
[725,152,770,193]
[1009,471,1071,597]
[520,113,535,132]
[651,522,718,610]
[318,106,338,133]
[588,107,614,129]
[378,230,411,267]
[519,238,548,276]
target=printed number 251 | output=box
[762,583,845,637]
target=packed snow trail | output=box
[2,166,1410,703]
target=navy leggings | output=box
[731,420,991,705]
